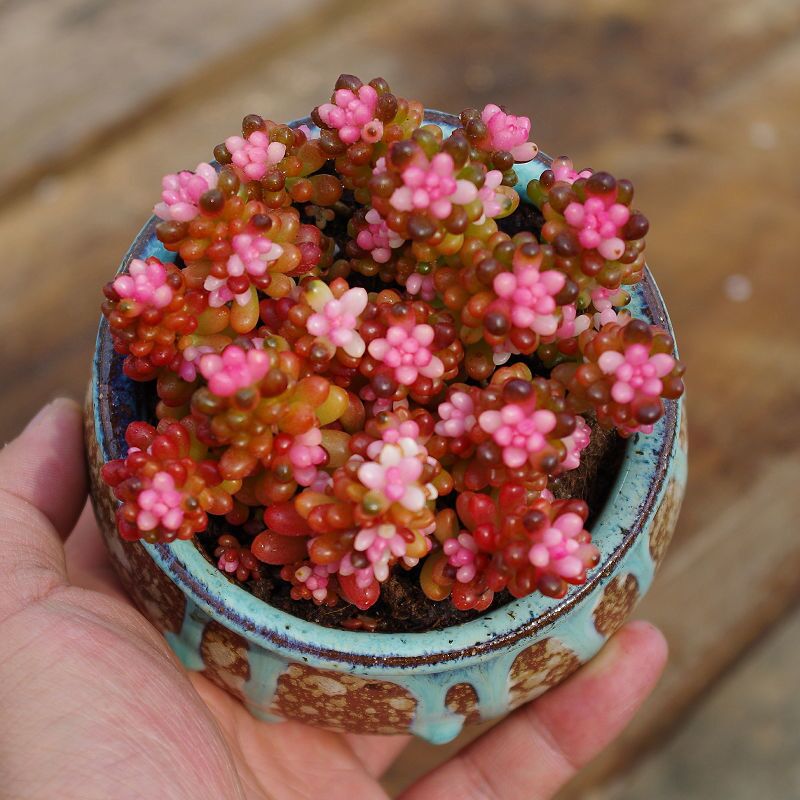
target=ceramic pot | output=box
[86,111,688,744]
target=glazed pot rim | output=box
[92,110,682,673]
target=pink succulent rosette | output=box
[204,233,284,307]
[339,523,415,587]
[528,511,596,580]
[288,428,326,486]
[217,550,240,574]
[481,103,538,162]
[591,286,628,328]
[477,169,506,220]
[554,303,591,341]
[198,345,270,397]
[357,436,435,512]
[305,280,369,358]
[389,152,478,220]
[444,532,479,583]
[550,155,593,185]
[478,404,557,469]
[598,344,676,406]
[405,272,436,301]
[564,195,631,261]
[559,415,591,473]
[356,208,405,263]
[225,131,287,181]
[364,419,424,460]
[492,259,566,336]
[215,538,260,581]
[135,471,185,534]
[153,162,218,222]
[113,259,174,310]
[434,390,477,438]
[292,563,337,603]
[368,323,445,386]
[178,344,216,382]
[317,85,382,145]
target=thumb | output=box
[0,399,87,622]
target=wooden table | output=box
[2,1,798,795]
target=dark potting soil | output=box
[194,193,626,633]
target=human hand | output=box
[0,399,667,800]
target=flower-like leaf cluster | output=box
[420,488,598,610]
[102,257,202,381]
[431,364,589,493]
[527,160,649,295]
[100,420,235,544]
[553,317,685,436]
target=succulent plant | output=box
[101,75,684,618]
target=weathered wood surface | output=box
[605,604,800,799]
[1,0,798,796]
[0,0,327,203]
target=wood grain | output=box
[0,0,327,204]
[1,1,798,797]
[602,603,800,799]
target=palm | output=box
[0,401,668,800]
[6,560,399,799]
[191,674,405,799]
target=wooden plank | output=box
[0,0,327,204]
[600,604,800,799]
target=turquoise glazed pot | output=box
[86,111,688,744]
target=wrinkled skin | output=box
[0,399,667,800]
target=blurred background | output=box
[1,0,798,796]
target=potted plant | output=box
[86,75,687,744]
